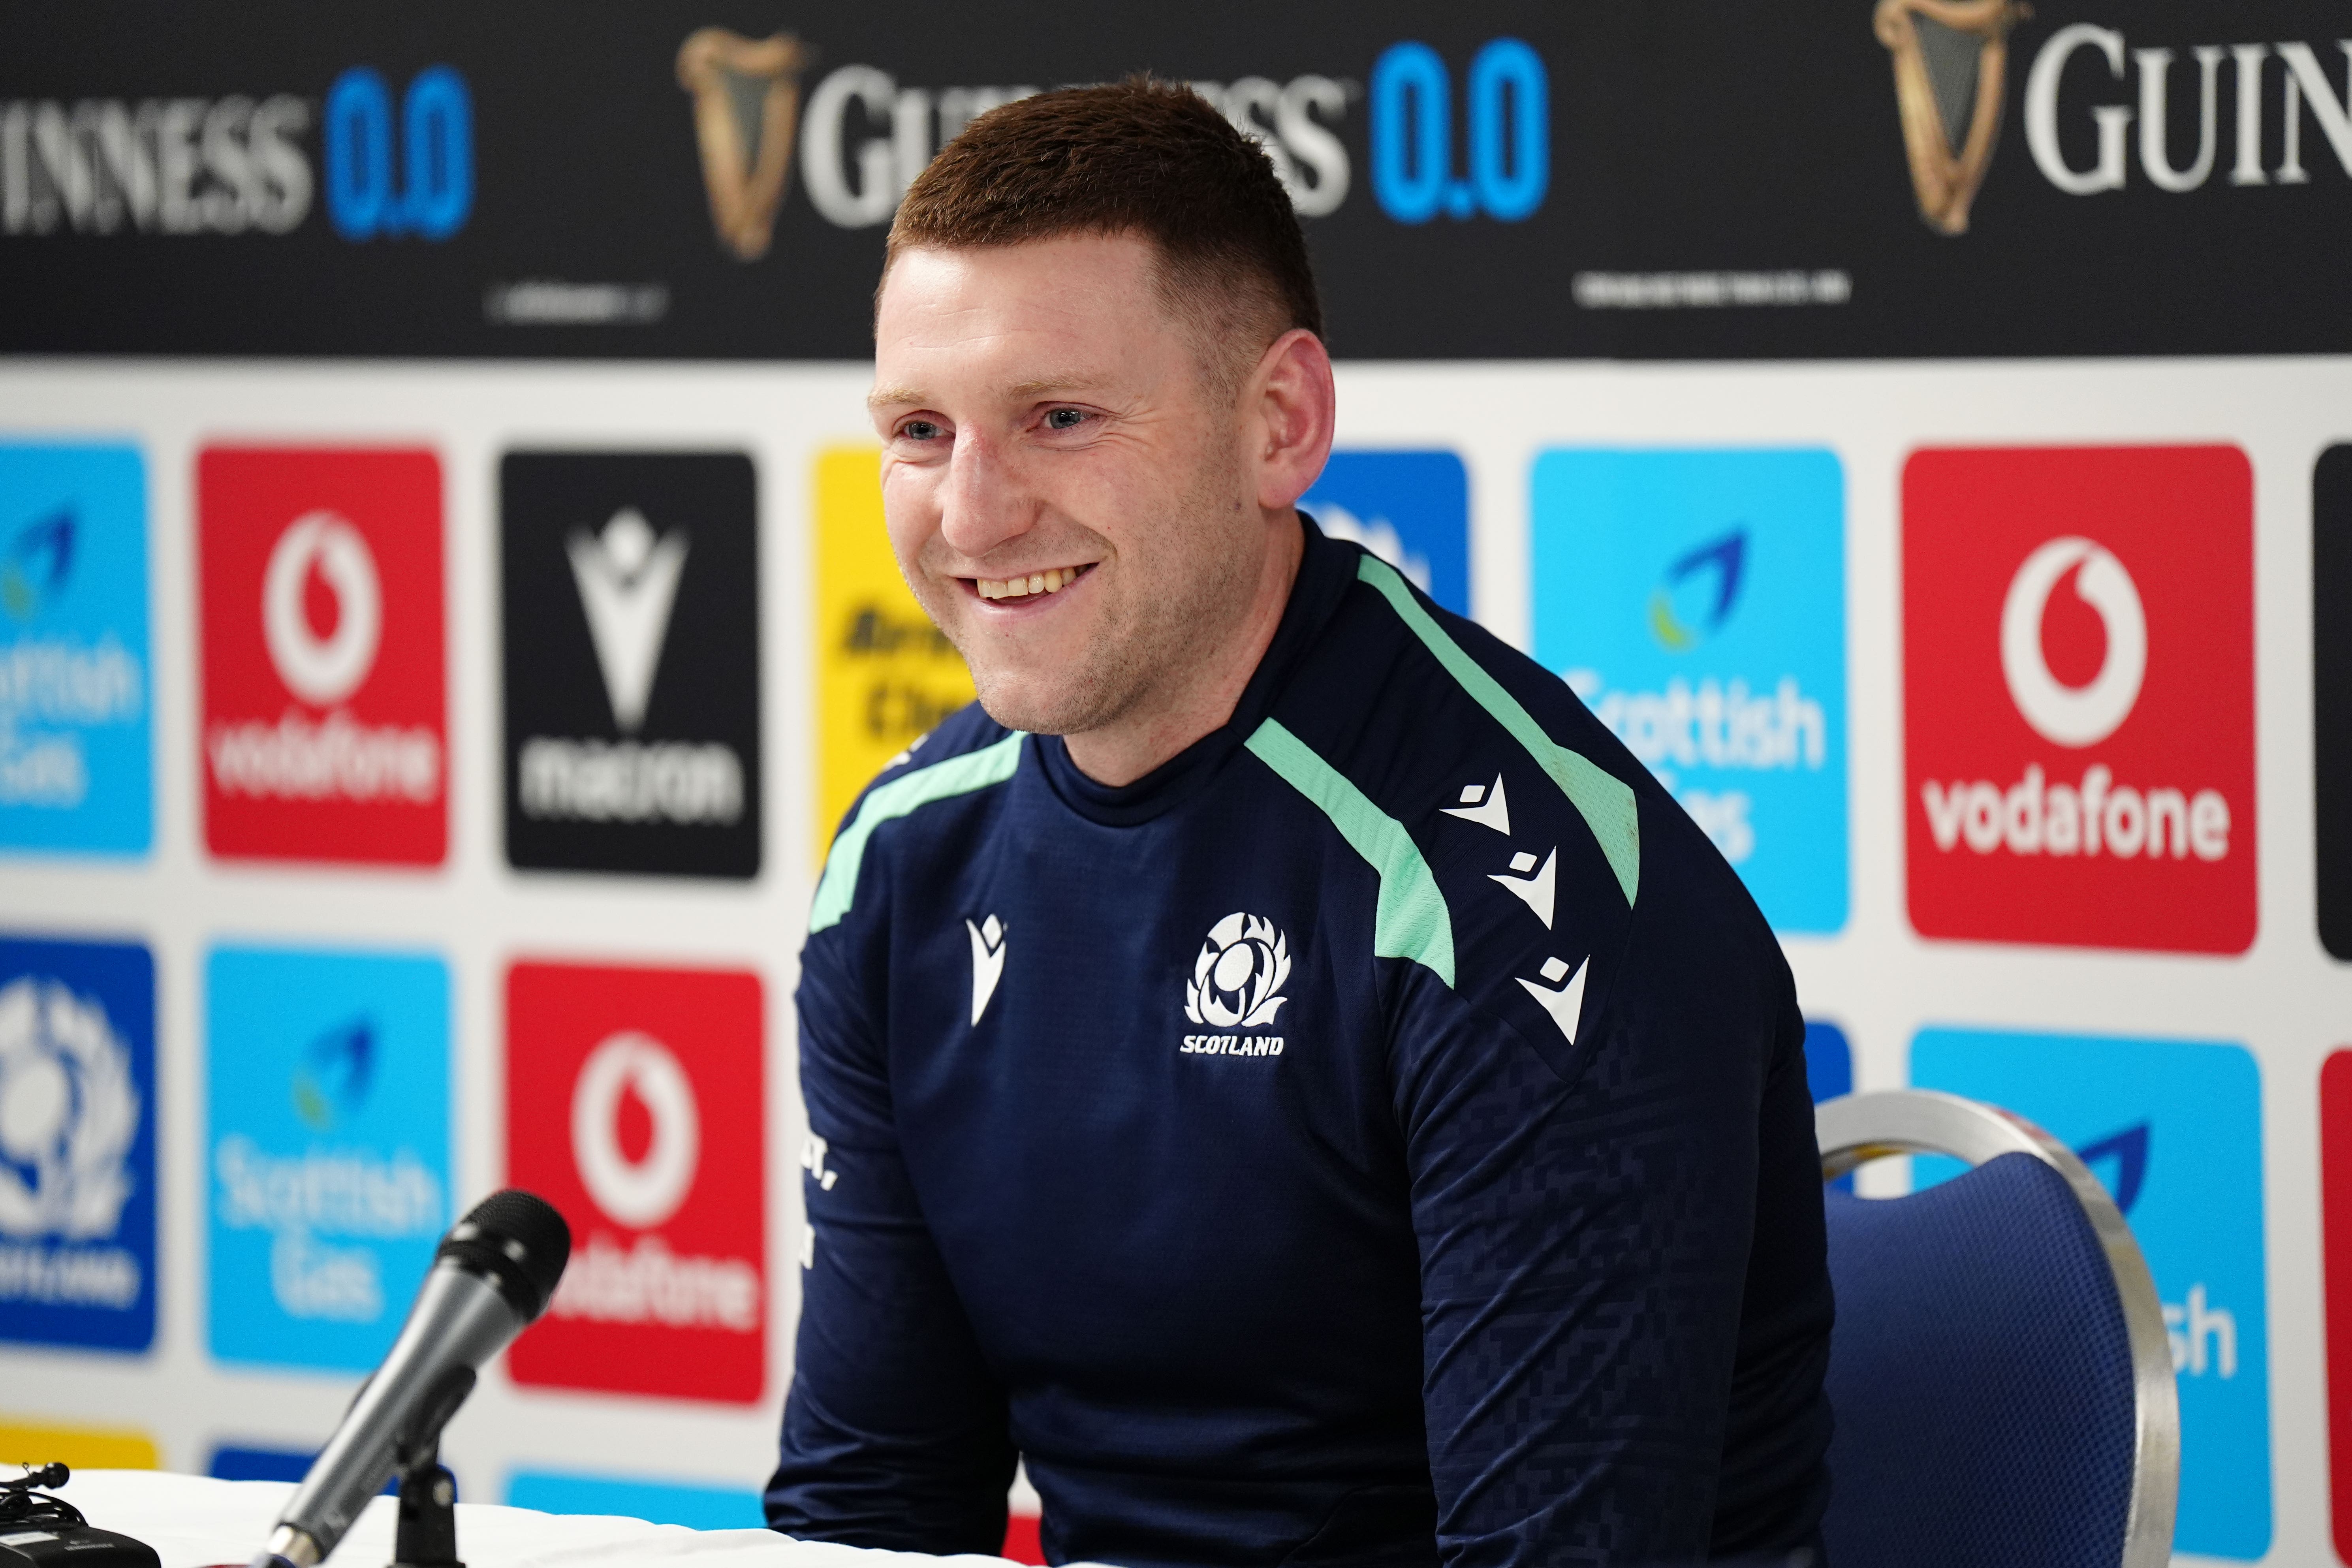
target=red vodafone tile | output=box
[504,960,766,1404]
[1902,446,2254,952]
[2325,1052,2352,1562]
[197,446,447,865]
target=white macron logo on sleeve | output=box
[966,914,1007,1025]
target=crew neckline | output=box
[1035,512,1354,828]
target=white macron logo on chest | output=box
[966,914,1007,1025]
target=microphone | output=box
[250,1191,570,1568]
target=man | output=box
[768,80,1833,1568]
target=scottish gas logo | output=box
[207,946,448,1371]
[0,445,149,854]
[1532,448,1847,933]
[0,936,154,1352]
[1903,446,2254,952]
[1913,1028,2271,1560]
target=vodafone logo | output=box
[570,1031,698,1230]
[2000,537,2145,748]
[261,512,382,707]
[1902,447,2255,954]
[506,961,766,1402]
[197,448,447,864]
[556,1025,752,1333]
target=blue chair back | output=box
[1815,1092,2176,1568]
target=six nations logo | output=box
[1183,911,1290,1057]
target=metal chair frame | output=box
[1815,1089,2180,1568]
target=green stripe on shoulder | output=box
[1245,719,1455,987]
[809,730,1024,933]
[1355,553,1641,906]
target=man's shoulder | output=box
[1277,551,1648,897]
[1267,549,1781,1079]
[808,702,1019,936]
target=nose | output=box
[937,427,1034,564]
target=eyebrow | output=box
[865,371,1107,412]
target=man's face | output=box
[869,233,1263,738]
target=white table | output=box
[46,1472,1041,1568]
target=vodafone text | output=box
[1921,763,2230,862]
[552,1233,760,1333]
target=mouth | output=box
[968,563,1094,603]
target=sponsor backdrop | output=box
[1,4,2349,1564]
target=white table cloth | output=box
[47,1472,1045,1568]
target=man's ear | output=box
[1249,328,1337,513]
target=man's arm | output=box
[1391,929,1780,1566]
[765,934,1017,1551]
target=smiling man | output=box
[767,81,1834,1568]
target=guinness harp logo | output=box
[1874,0,2027,234]
[677,28,807,261]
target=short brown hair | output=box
[884,77,1324,386]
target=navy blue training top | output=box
[767,519,1833,1568]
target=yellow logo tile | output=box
[813,448,974,860]
[0,1418,158,1471]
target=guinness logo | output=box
[1874,0,2028,234]
[676,28,808,261]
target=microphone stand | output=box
[387,1367,476,1568]
[390,1449,461,1568]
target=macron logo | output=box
[1517,955,1590,1045]
[568,508,689,733]
[966,914,1007,1025]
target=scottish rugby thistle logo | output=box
[1184,912,1291,1029]
[0,977,138,1240]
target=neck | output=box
[1062,512,1305,788]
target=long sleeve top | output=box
[767,519,1834,1568]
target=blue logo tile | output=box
[1304,450,1470,616]
[0,935,156,1351]
[209,1444,401,1493]
[1805,1021,1853,1191]
[0,444,151,855]
[208,945,449,1372]
[1804,1019,1852,1103]
[1530,449,1848,932]
[1911,1027,2272,1560]
[507,1470,762,1530]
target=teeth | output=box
[977,566,1083,600]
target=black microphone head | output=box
[436,1189,571,1321]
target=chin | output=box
[969,666,1111,738]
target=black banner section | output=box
[2,1,2346,359]
[2317,446,2352,959]
[501,451,762,879]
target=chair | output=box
[1813,1089,2179,1568]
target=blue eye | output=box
[902,419,942,441]
[1045,408,1087,431]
